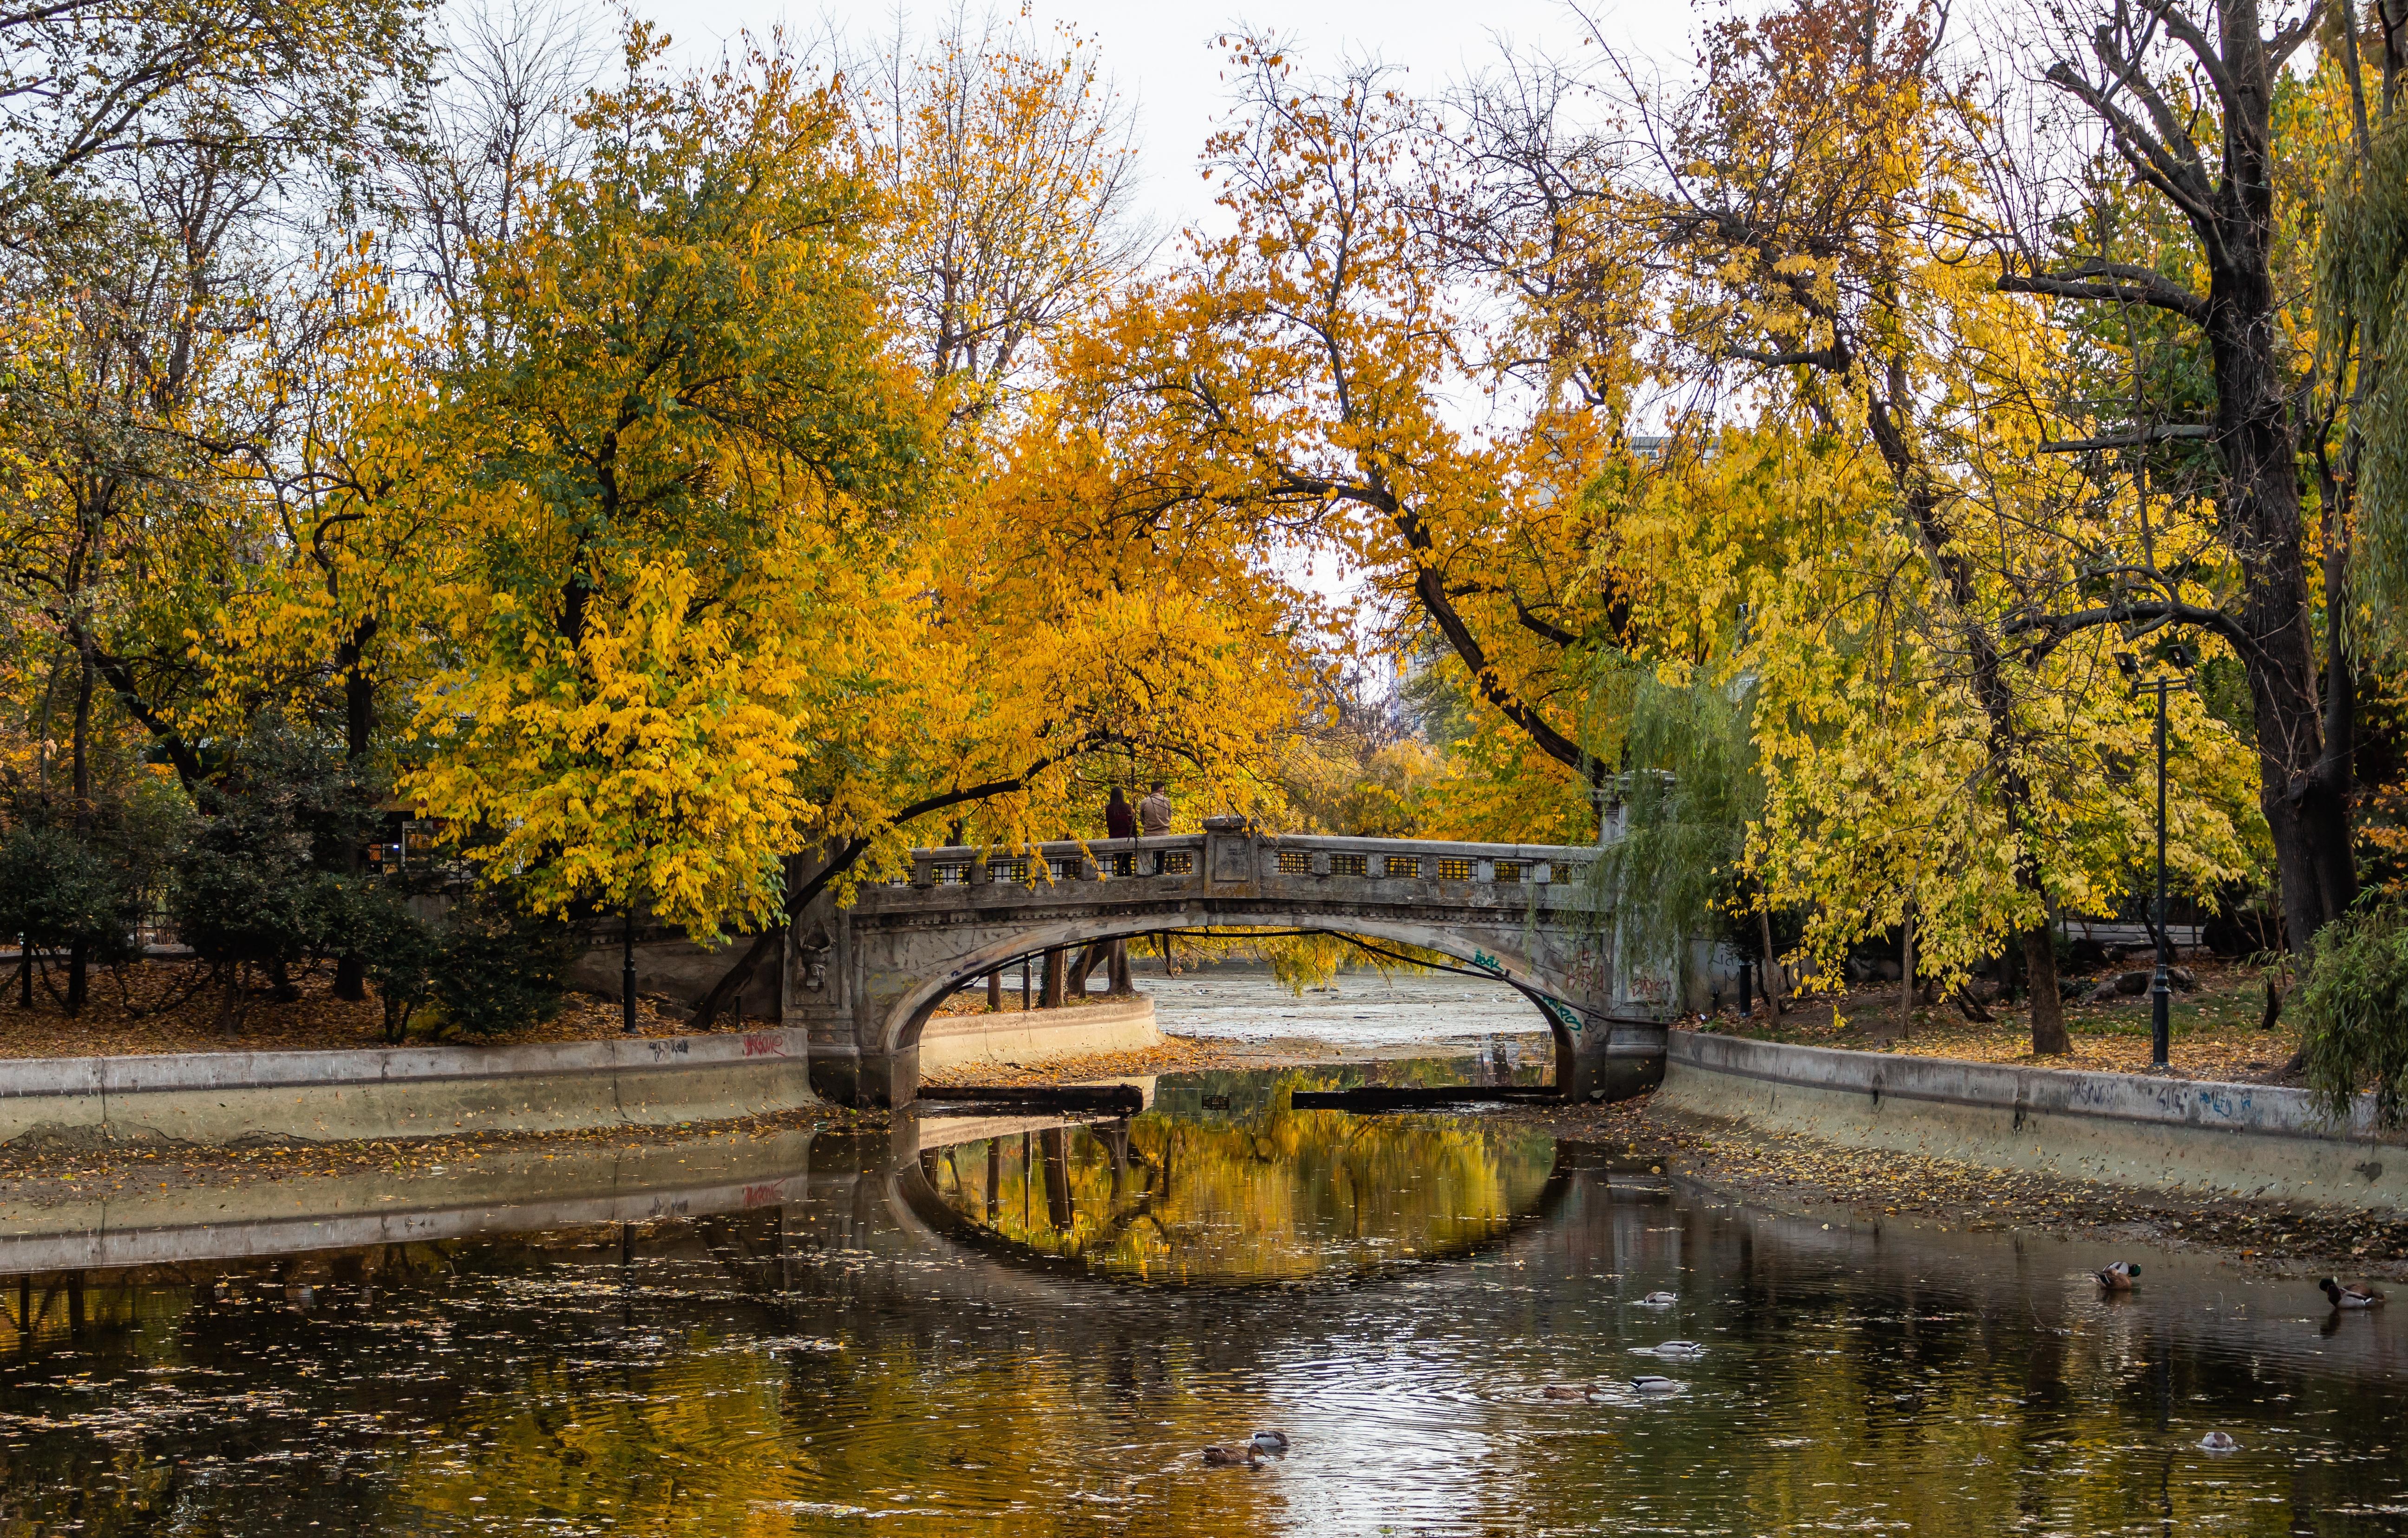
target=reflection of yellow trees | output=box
[927,1089,1557,1282]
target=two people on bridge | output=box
[1106,784,1174,844]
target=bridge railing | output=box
[893,831,1604,895]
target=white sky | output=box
[651,0,1702,232]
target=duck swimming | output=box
[1249,1430,1290,1453]
[1639,1291,1679,1306]
[1541,1385,1596,1401]
[1630,1374,1681,1394]
[1202,1445,1258,1467]
[2093,1261,2140,1290]
[1650,1341,1704,1357]
[2321,1277,2387,1309]
[2198,1432,2240,1452]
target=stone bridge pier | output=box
[782,825,1675,1108]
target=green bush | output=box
[0,824,142,968]
[428,889,576,1038]
[334,885,441,1043]
[2296,897,2408,1128]
[168,727,372,980]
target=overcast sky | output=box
[652,0,1701,233]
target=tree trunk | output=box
[2216,275,2355,951]
[334,625,378,1002]
[1897,909,1915,1039]
[1109,938,1132,996]
[2199,14,2355,953]
[65,642,92,1017]
[987,971,1001,1012]
[1041,947,1065,1008]
[2023,924,2068,1055]
[1040,1127,1073,1231]
[1756,908,1784,1015]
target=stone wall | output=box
[1657,1028,2406,1211]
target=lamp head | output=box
[2114,650,2140,682]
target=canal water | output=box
[0,1063,2401,1535]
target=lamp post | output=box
[2116,645,2195,1069]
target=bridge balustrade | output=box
[899,832,1594,897]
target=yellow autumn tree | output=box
[1601,0,2264,1041]
[392,28,936,940]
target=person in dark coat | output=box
[1106,786,1137,840]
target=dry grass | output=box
[0,958,745,1060]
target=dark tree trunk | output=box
[2208,223,2357,951]
[334,623,378,1003]
[2023,925,2068,1055]
[1040,1127,1073,1231]
[65,642,92,1017]
[1109,938,1132,995]
[1895,908,1915,1039]
[1041,947,1066,1009]
[1755,908,1783,1014]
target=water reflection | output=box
[0,1062,2397,1535]
[914,1078,1559,1283]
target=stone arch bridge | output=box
[785,824,1679,1107]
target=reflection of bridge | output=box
[790,826,1678,1107]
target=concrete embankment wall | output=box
[0,1029,816,1149]
[1657,1029,2408,1211]
[0,1125,827,1273]
[917,996,1162,1075]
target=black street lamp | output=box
[2116,644,2196,1069]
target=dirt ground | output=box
[1716,954,2303,1085]
[0,957,749,1058]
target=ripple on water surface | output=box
[0,1060,2397,1536]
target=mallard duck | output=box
[2093,1261,2140,1290]
[1202,1445,1258,1467]
[1630,1374,1681,1394]
[1249,1430,1289,1453]
[1541,1384,1596,1401]
[1639,1291,1679,1306]
[2198,1431,2239,1452]
[2321,1277,2386,1308]
[1650,1340,1704,1357]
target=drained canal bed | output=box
[0,1062,2400,1535]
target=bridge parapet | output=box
[885,830,1606,907]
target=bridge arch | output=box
[794,829,1678,1107]
[884,909,1586,1088]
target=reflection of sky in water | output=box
[0,1066,2400,1535]
[1135,968,1554,1049]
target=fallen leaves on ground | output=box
[0,959,754,1060]
[0,1102,885,1208]
[1714,958,2299,1084]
